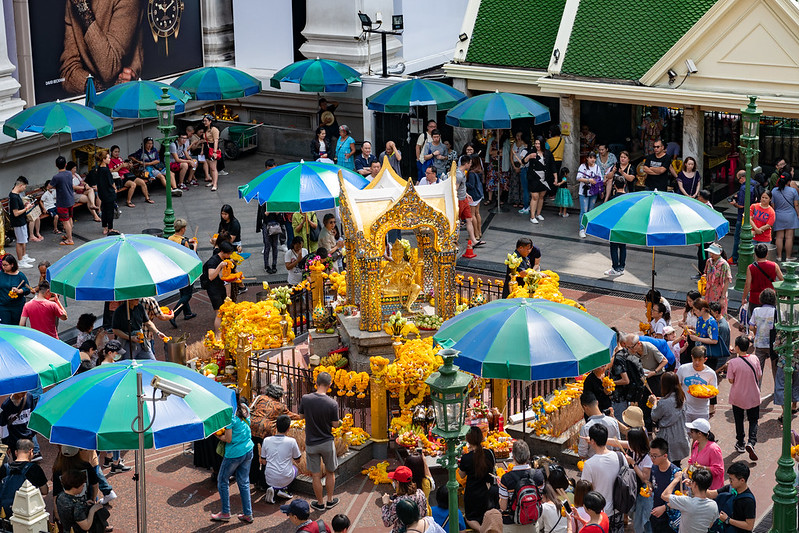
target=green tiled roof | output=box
[561,0,718,80]
[466,0,567,70]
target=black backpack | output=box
[612,452,638,515]
[620,353,647,402]
[0,462,33,515]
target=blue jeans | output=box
[732,216,742,261]
[218,450,253,516]
[94,465,113,496]
[579,194,597,229]
[520,167,529,205]
[610,243,627,271]
[633,492,653,533]
[284,221,294,245]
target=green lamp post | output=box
[156,87,177,237]
[426,348,472,533]
[734,96,762,291]
[771,261,799,533]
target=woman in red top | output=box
[743,242,783,313]
[750,190,775,243]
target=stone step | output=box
[289,440,374,496]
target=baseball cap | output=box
[388,466,413,483]
[61,445,81,457]
[104,340,125,360]
[685,418,711,434]
[662,326,675,335]
[280,499,310,519]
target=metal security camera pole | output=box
[135,371,147,533]
[359,21,402,77]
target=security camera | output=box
[685,59,698,74]
[667,69,677,84]
[151,376,191,399]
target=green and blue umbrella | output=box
[239,160,369,212]
[270,58,361,92]
[444,90,551,129]
[84,74,97,109]
[46,233,202,301]
[29,360,236,450]
[93,79,191,118]
[3,101,113,141]
[433,299,615,380]
[0,325,80,395]
[171,66,262,100]
[581,190,729,246]
[366,79,466,113]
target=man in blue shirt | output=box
[729,170,758,264]
[354,141,378,176]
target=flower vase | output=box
[392,335,403,357]
[507,267,519,296]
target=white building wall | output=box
[396,0,468,74]
[233,0,295,72]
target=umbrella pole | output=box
[136,370,148,533]
[651,248,656,293]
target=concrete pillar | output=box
[559,96,579,189]
[1,0,24,118]
[451,77,472,153]
[683,105,704,171]
[301,0,401,75]
[202,0,235,66]
[9,480,49,533]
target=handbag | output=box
[308,216,321,242]
[267,221,282,236]
[215,440,226,457]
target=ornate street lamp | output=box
[156,87,177,237]
[734,96,762,291]
[425,348,471,533]
[771,262,799,533]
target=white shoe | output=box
[536,214,544,221]
[18,261,34,269]
[99,490,117,505]
[218,170,229,176]
[21,254,35,263]
[278,244,288,252]
[530,218,539,224]
[563,212,569,217]
[265,486,275,504]
[518,207,529,214]
[604,268,620,276]
[579,230,586,238]
[276,489,292,499]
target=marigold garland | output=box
[206,298,295,351]
[506,270,587,311]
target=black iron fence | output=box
[288,288,313,337]
[454,274,505,306]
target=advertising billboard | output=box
[28,0,204,104]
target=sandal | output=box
[474,240,487,247]
[145,198,155,204]
[126,202,136,208]
[59,240,75,245]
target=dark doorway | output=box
[291,0,307,62]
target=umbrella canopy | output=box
[433,299,615,380]
[238,160,369,212]
[93,79,191,119]
[444,91,551,129]
[3,101,113,141]
[0,325,80,395]
[29,360,235,450]
[581,191,729,246]
[171,66,262,100]
[366,79,466,113]
[46,233,202,301]
[270,58,361,92]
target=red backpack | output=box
[511,471,543,525]
[299,519,330,533]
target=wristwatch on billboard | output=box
[147,0,184,55]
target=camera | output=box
[151,376,192,398]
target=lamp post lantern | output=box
[771,261,799,533]
[734,95,762,291]
[425,348,471,533]
[156,87,177,237]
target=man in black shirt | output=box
[298,372,341,512]
[709,461,756,533]
[502,237,542,298]
[203,241,235,334]
[112,298,165,360]
[642,140,672,192]
[498,440,544,524]
[8,176,33,268]
[0,439,48,517]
